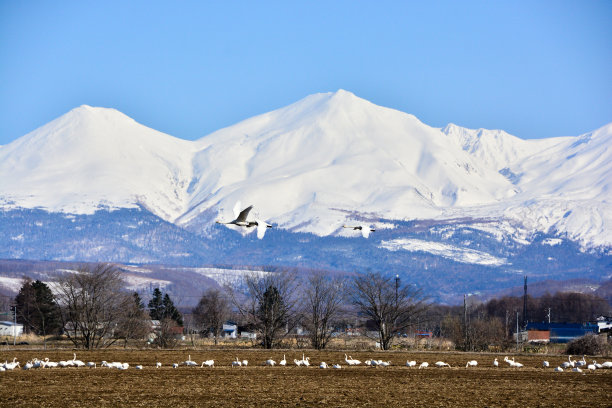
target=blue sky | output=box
[1,1,610,145]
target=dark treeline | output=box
[421,292,610,351]
[5,262,611,351]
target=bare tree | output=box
[193,288,230,345]
[152,317,180,349]
[115,292,151,348]
[232,270,301,349]
[350,271,428,350]
[55,263,132,349]
[303,272,344,350]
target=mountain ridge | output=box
[1,90,610,248]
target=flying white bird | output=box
[343,224,375,238]
[216,202,273,239]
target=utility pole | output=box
[516,310,519,352]
[546,307,551,324]
[394,275,399,338]
[11,305,16,346]
[523,275,528,329]
[463,294,468,349]
[395,275,399,304]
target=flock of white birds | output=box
[216,201,375,239]
[3,353,611,373]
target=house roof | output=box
[0,321,22,326]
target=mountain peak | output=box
[1,92,610,248]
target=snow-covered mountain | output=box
[1,90,610,249]
[0,105,195,221]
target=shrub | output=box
[565,334,609,356]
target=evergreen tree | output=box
[15,279,61,337]
[147,288,182,326]
[148,288,164,320]
[162,293,183,326]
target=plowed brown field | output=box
[1,350,610,407]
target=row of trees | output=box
[12,263,610,351]
[417,291,611,352]
[191,270,429,350]
[14,264,183,349]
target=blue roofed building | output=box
[525,322,600,343]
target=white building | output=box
[596,316,612,333]
[222,322,237,339]
[0,321,24,337]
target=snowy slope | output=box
[441,123,563,173]
[0,105,195,221]
[501,123,612,247]
[180,90,517,235]
[0,91,610,248]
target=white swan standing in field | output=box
[44,358,58,368]
[156,362,162,368]
[554,366,564,372]
[504,357,523,368]
[135,365,143,370]
[232,357,242,367]
[576,355,587,367]
[319,361,328,369]
[379,361,391,367]
[172,363,179,369]
[418,362,429,369]
[435,361,450,368]
[279,355,287,366]
[572,367,583,373]
[465,360,478,368]
[406,360,417,368]
[343,225,375,238]
[344,354,361,366]
[183,355,198,367]
[265,358,276,366]
[201,360,214,368]
[71,353,86,368]
[504,356,521,367]
[493,358,499,367]
[294,358,303,367]
[332,363,341,369]
[242,359,248,367]
[8,358,20,370]
[59,359,72,368]
[542,360,549,368]
[561,355,575,369]
[86,361,96,369]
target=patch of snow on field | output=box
[189,268,271,287]
[0,276,24,292]
[122,274,171,291]
[122,266,154,274]
[380,238,507,266]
